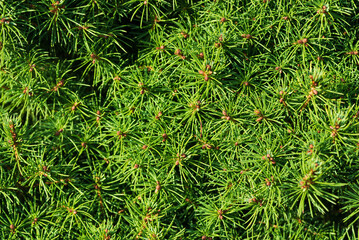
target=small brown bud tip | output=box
[245,34,252,39]
[144,0,147,5]
[34,218,38,222]
[198,70,204,75]
[181,55,186,60]
[174,49,181,55]
[219,215,223,220]
[279,90,284,95]
[199,52,204,58]
[181,154,187,158]
[117,131,121,136]
[222,110,227,116]
[140,89,145,94]
[256,117,263,122]
[309,144,314,149]
[267,154,271,158]
[312,89,318,95]
[160,45,165,49]
[302,38,308,43]
[73,210,77,214]
[217,209,223,215]
[297,40,303,44]
[275,66,279,70]
[96,110,101,115]
[235,142,238,146]
[134,164,139,169]
[156,185,161,190]
[221,17,226,22]
[282,16,288,20]
[175,160,180,165]
[271,161,276,164]
[254,109,261,115]
[262,156,266,160]
[244,81,249,86]
[81,142,87,148]
[142,145,148,150]
[202,236,207,240]
[10,224,15,230]
[204,76,209,81]
[162,133,168,139]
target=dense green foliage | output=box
[1,0,359,239]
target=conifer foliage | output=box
[1,0,359,239]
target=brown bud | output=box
[134,164,139,169]
[256,117,263,122]
[10,224,15,230]
[81,142,87,148]
[254,109,261,116]
[198,70,204,75]
[302,38,308,43]
[221,17,226,23]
